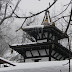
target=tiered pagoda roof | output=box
[22,25,68,41]
[10,42,72,61]
[9,10,71,62]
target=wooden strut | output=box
[23,51,26,62]
[68,37,71,72]
[49,45,52,61]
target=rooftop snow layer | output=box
[24,25,44,29]
[11,42,37,46]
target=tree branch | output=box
[0,0,21,25]
[16,18,27,32]
[4,3,8,18]
[52,0,71,18]
[64,9,72,34]
[14,0,57,19]
[52,15,70,23]
[63,17,69,23]
[10,0,21,16]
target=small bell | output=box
[11,49,13,54]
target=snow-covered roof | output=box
[0,59,71,72]
[11,42,37,46]
[22,24,68,40]
[24,25,44,29]
[0,57,15,66]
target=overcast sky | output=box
[15,0,70,25]
[18,0,71,15]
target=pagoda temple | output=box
[9,10,72,62]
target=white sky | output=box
[14,0,71,26]
[19,0,53,13]
[18,0,71,15]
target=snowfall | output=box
[0,59,72,72]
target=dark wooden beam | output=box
[42,31,44,39]
[43,32,47,38]
[37,33,42,40]
[23,56,25,62]
[55,54,60,58]
[30,50,33,57]
[51,55,59,60]
[45,49,48,55]
[58,56,63,60]
[52,51,57,57]
[45,49,49,61]
[49,45,52,61]
[47,32,49,42]
[23,54,26,62]
[32,59,41,62]
[37,50,41,56]
[63,57,66,60]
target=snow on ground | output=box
[0,59,72,72]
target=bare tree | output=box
[0,0,21,57]
[0,0,21,25]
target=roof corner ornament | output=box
[41,9,55,26]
